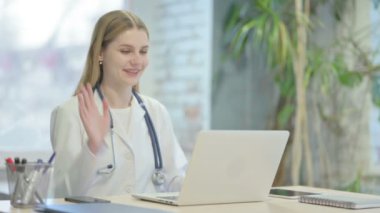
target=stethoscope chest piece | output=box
[152,170,166,186]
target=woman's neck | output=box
[100,84,133,109]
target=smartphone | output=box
[269,188,320,199]
[64,196,111,203]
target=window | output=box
[0,0,127,162]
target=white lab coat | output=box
[50,91,187,198]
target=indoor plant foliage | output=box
[223,0,380,189]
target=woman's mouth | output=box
[123,69,139,77]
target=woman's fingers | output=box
[78,92,85,113]
[76,83,111,153]
[80,84,92,110]
[86,83,95,105]
[78,93,92,136]
[102,98,110,126]
[78,92,89,121]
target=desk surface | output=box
[2,186,380,213]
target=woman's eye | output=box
[120,50,131,54]
[140,50,148,55]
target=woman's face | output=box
[100,28,149,88]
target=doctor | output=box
[50,10,187,198]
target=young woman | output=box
[50,10,187,198]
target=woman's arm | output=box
[50,99,107,198]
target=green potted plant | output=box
[222,0,380,189]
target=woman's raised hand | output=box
[77,83,110,153]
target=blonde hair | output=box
[74,10,149,94]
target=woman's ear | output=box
[98,54,103,64]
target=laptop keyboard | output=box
[157,195,178,201]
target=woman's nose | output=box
[130,53,142,65]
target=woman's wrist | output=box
[87,139,103,154]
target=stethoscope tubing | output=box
[49,84,165,185]
[132,90,163,170]
[96,85,164,172]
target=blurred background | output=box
[1,0,380,195]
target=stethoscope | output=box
[95,83,166,186]
[49,83,166,186]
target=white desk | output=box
[1,186,380,213]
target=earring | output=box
[99,60,103,65]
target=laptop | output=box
[132,130,289,206]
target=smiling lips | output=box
[123,68,139,77]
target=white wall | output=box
[131,0,213,157]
